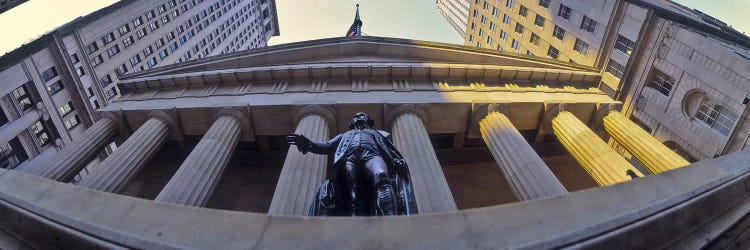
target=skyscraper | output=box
[0,0,279,170]
[437,0,471,38]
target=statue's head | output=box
[349,112,375,129]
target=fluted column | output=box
[552,111,644,186]
[268,113,330,216]
[0,109,43,147]
[20,118,116,181]
[155,114,243,206]
[391,111,457,213]
[77,117,169,193]
[480,112,567,201]
[604,111,689,174]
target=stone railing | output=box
[1,150,750,249]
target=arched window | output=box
[683,90,738,137]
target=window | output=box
[133,17,144,27]
[511,39,520,50]
[118,24,131,35]
[137,28,148,38]
[539,0,550,8]
[12,85,33,111]
[483,1,489,10]
[503,14,510,24]
[505,0,513,8]
[158,4,167,13]
[106,45,121,57]
[166,31,175,41]
[581,16,597,33]
[146,10,156,19]
[486,36,493,45]
[530,33,540,46]
[147,57,158,68]
[500,30,507,40]
[547,46,559,59]
[606,59,625,78]
[515,23,523,34]
[518,5,527,17]
[150,21,159,31]
[130,55,142,66]
[492,7,499,16]
[470,22,476,30]
[87,42,99,54]
[162,15,171,24]
[473,9,478,18]
[696,98,738,136]
[92,54,104,67]
[122,36,134,48]
[170,42,178,51]
[143,46,154,56]
[553,25,565,40]
[41,67,58,82]
[70,53,80,64]
[648,69,674,96]
[615,35,636,55]
[76,67,85,77]
[479,29,485,37]
[534,14,545,27]
[116,64,128,76]
[59,102,74,116]
[172,10,180,18]
[558,4,572,20]
[155,38,165,48]
[87,87,95,97]
[31,121,50,146]
[65,115,80,130]
[481,15,487,24]
[47,80,64,95]
[101,32,116,45]
[527,50,534,56]
[574,38,589,55]
[100,74,113,87]
[489,22,496,31]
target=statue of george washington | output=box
[285,112,418,216]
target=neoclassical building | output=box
[1,37,748,249]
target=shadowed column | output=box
[0,109,43,147]
[553,111,643,186]
[604,111,689,174]
[268,113,330,216]
[480,112,567,201]
[155,113,242,207]
[77,117,169,193]
[391,111,457,213]
[20,118,116,182]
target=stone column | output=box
[77,113,172,193]
[604,111,689,174]
[0,109,43,147]
[552,111,644,186]
[389,105,457,213]
[155,109,246,207]
[268,106,333,216]
[20,117,117,182]
[480,111,568,201]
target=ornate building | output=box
[1,36,748,248]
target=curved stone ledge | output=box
[1,151,750,249]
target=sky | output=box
[0,0,748,56]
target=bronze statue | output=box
[285,112,418,216]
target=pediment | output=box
[124,37,597,80]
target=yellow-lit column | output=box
[552,111,643,186]
[604,111,689,174]
[480,112,568,201]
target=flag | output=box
[346,4,363,37]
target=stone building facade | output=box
[0,0,278,170]
[459,0,750,162]
[437,0,471,38]
[3,37,745,248]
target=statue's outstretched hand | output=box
[285,133,312,154]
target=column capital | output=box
[469,102,511,138]
[384,104,428,129]
[100,110,128,139]
[293,104,335,128]
[591,102,623,132]
[149,109,183,140]
[215,107,254,141]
